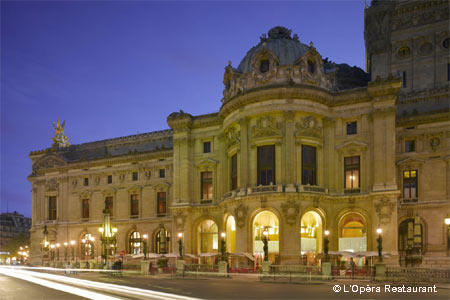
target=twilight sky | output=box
[1,1,367,217]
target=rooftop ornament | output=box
[52,117,70,148]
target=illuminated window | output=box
[82,199,89,219]
[48,196,56,220]
[155,230,171,254]
[81,233,93,258]
[403,170,418,199]
[344,156,360,189]
[130,194,139,217]
[201,172,213,200]
[129,231,141,254]
[302,145,316,185]
[257,145,275,186]
[157,192,166,216]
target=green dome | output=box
[237,27,309,73]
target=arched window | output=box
[198,220,218,253]
[300,211,323,263]
[81,233,94,259]
[253,211,279,263]
[129,231,141,254]
[338,212,367,252]
[155,230,171,254]
[226,216,236,253]
[260,60,270,73]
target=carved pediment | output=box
[79,191,92,200]
[153,181,170,191]
[252,116,282,138]
[102,188,116,197]
[127,185,142,194]
[396,157,425,167]
[33,155,67,171]
[195,158,218,171]
[335,141,368,154]
[295,116,322,138]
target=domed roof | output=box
[237,27,309,73]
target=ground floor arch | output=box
[252,210,279,264]
[197,219,218,254]
[338,212,367,252]
[300,210,323,264]
[225,215,236,253]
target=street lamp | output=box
[220,232,226,261]
[70,240,75,261]
[99,200,117,267]
[50,244,55,261]
[263,229,269,262]
[143,234,148,260]
[56,243,60,261]
[324,230,330,262]
[445,214,450,251]
[376,226,383,262]
[177,232,183,258]
[63,242,68,261]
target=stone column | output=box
[239,118,249,190]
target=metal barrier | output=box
[260,265,322,283]
[331,266,374,279]
[386,267,450,284]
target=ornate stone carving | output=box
[45,179,59,191]
[224,127,240,147]
[375,198,395,225]
[174,213,186,231]
[281,200,299,225]
[33,155,66,171]
[251,116,282,138]
[234,204,248,228]
[295,116,322,138]
[94,176,100,186]
[430,137,440,150]
[71,178,78,188]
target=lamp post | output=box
[376,227,383,262]
[89,236,95,259]
[143,234,148,260]
[70,240,75,261]
[63,242,68,261]
[99,200,117,267]
[263,229,269,262]
[56,243,60,261]
[324,230,330,262]
[50,244,55,261]
[177,232,183,258]
[41,225,49,262]
[220,232,226,261]
[445,215,450,251]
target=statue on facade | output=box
[52,118,70,148]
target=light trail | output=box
[0,267,121,300]
[0,266,202,300]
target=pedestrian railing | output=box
[261,265,322,283]
[385,267,450,284]
[331,266,374,279]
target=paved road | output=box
[0,273,87,300]
[73,273,450,300]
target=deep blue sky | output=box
[1,1,367,217]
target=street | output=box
[0,266,449,300]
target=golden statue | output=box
[52,117,70,147]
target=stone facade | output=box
[28,3,449,267]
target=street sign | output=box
[119,250,125,256]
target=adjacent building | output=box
[28,1,449,267]
[0,211,32,251]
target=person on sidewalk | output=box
[350,257,356,280]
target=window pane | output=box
[352,170,359,188]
